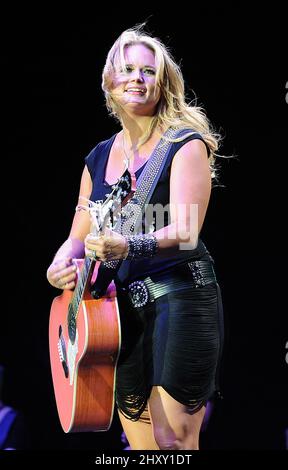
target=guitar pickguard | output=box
[58,325,69,378]
[67,329,79,385]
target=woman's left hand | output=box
[84,229,128,261]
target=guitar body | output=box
[49,261,121,433]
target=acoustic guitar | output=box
[49,172,134,432]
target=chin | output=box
[125,101,156,114]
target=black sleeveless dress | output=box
[85,130,224,420]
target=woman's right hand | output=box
[46,257,78,290]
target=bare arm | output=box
[47,165,93,289]
[155,138,211,252]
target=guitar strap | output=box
[91,126,190,297]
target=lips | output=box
[125,87,147,93]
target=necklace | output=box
[122,133,133,171]
[122,132,151,173]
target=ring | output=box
[91,250,98,260]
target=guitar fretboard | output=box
[68,257,95,343]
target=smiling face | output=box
[111,43,161,117]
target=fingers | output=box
[47,258,77,290]
[85,234,105,261]
[85,248,99,261]
[85,233,127,261]
[85,235,111,261]
[85,245,109,262]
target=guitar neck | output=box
[71,257,96,312]
[67,256,96,344]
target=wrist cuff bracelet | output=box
[124,234,158,260]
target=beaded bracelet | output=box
[124,234,158,260]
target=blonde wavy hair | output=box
[102,24,222,177]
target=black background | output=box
[2,6,287,451]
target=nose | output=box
[130,69,144,82]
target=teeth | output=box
[127,88,145,92]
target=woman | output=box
[47,25,224,450]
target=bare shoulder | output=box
[171,138,210,175]
[80,164,93,196]
[173,138,208,162]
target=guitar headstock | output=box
[101,168,136,231]
[76,168,136,235]
[111,168,136,206]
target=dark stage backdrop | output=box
[2,7,287,452]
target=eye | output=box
[144,68,156,75]
[124,65,133,73]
